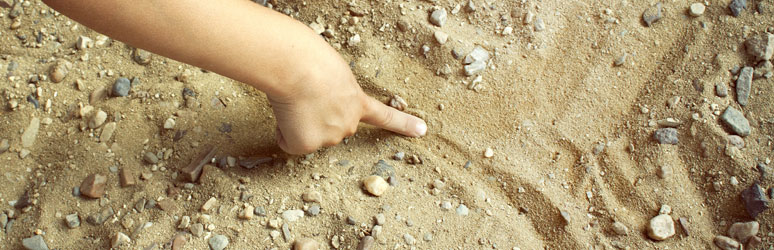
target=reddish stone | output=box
[180,145,216,182]
[119,168,136,187]
[157,199,176,212]
[172,234,186,250]
[80,173,107,198]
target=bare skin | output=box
[42,0,427,154]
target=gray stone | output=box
[372,160,398,186]
[754,61,773,79]
[307,204,320,216]
[736,67,753,106]
[642,3,663,27]
[534,18,545,31]
[729,0,747,17]
[714,235,741,250]
[112,77,131,97]
[144,152,159,164]
[653,128,678,144]
[26,95,39,109]
[132,48,152,65]
[464,46,490,65]
[0,213,6,229]
[0,139,9,154]
[208,234,229,250]
[392,152,405,161]
[745,33,774,61]
[612,221,629,235]
[22,235,49,250]
[254,206,266,216]
[464,60,486,76]
[190,223,204,237]
[9,2,22,19]
[456,204,469,216]
[282,209,304,222]
[87,207,115,225]
[403,233,416,245]
[716,83,728,97]
[728,221,759,243]
[429,8,447,27]
[741,183,769,218]
[65,214,80,228]
[720,107,751,137]
[647,214,675,241]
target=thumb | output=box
[361,96,427,137]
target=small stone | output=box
[736,67,753,106]
[356,236,374,250]
[534,18,545,31]
[89,110,107,128]
[502,26,513,35]
[65,213,80,229]
[560,210,571,224]
[21,118,40,148]
[157,199,176,212]
[111,232,130,248]
[26,95,39,109]
[659,205,672,215]
[100,122,116,142]
[728,221,759,243]
[642,3,663,27]
[0,139,9,154]
[80,173,107,198]
[720,107,751,137]
[714,235,741,250]
[302,191,322,203]
[689,3,705,17]
[282,223,291,242]
[464,46,490,64]
[22,235,49,250]
[403,233,416,245]
[483,147,494,158]
[658,165,673,179]
[614,53,627,66]
[144,152,159,164]
[653,128,678,144]
[745,33,774,61]
[362,175,389,196]
[612,221,628,235]
[465,0,476,12]
[239,205,255,220]
[208,234,229,250]
[119,168,136,187]
[49,60,72,83]
[190,223,204,237]
[741,183,769,218]
[728,0,747,17]
[389,95,408,111]
[178,216,191,229]
[456,204,469,216]
[433,31,448,44]
[164,117,176,129]
[678,217,691,236]
[728,135,745,148]
[429,8,447,27]
[374,213,386,225]
[172,234,186,250]
[464,60,486,76]
[647,214,675,241]
[716,83,728,97]
[112,77,131,97]
[201,197,217,212]
[307,205,320,216]
[87,207,115,225]
[133,48,152,65]
[293,238,319,250]
[254,206,267,216]
[75,36,93,50]
[282,209,304,222]
[180,145,216,182]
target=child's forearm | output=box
[43,0,326,97]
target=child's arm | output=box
[43,0,427,154]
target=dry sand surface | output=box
[1,0,773,249]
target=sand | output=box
[0,0,772,249]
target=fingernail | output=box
[415,121,427,137]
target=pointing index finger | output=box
[361,96,427,137]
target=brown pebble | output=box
[80,173,107,198]
[747,236,762,249]
[678,217,690,236]
[356,236,375,250]
[180,145,216,182]
[49,60,72,83]
[171,234,186,250]
[119,168,136,187]
[157,199,176,212]
[167,185,180,197]
[293,238,319,250]
[90,86,107,104]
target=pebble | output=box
[164,117,176,129]
[133,48,152,65]
[75,36,93,50]
[745,33,774,62]
[464,61,486,76]
[302,191,322,203]
[465,0,476,12]
[689,3,705,17]
[208,234,229,250]
[441,201,452,210]
[362,175,389,197]
[483,147,494,158]
[374,213,385,225]
[736,67,753,106]
[112,77,131,97]
[201,197,218,212]
[714,235,741,250]
[642,3,663,27]
[612,221,628,235]
[403,233,416,245]
[65,213,80,228]
[389,95,408,111]
[80,173,107,198]
[172,234,186,250]
[456,204,469,216]
[181,145,216,182]
[0,139,9,154]
[614,53,627,66]
[26,95,39,109]
[741,183,769,218]
[728,0,747,17]
[282,209,305,222]
[178,216,191,229]
[653,128,678,144]
[21,117,40,148]
[728,221,759,243]
[429,8,447,27]
[90,86,108,104]
[87,207,114,225]
[254,206,267,216]
[534,18,545,31]
[111,232,130,248]
[464,46,490,64]
[307,205,320,216]
[144,152,159,164]
[190,223,204,237]
[647,214,675,241]
[392,152,405,161]
[22,235,49,250]
[100,122,116,143]
[89,110,107,129]
[560,210,571,224]
[356,236,374,250]
[434,31,449,45]
[293,238,319,250]
[49,60,72,83]
[716,83,728,97]
[282,223,291,242]
[423,233,433,241]
[720,107,751,137]
[728,135,745,148]
[239,205,254,220]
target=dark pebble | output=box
[741,183,770,218]
[254,206,266,217]
[653,128,679,144]
[22,235,49,250]
[145,199,156,210]
[14,191,31,209]
[372,160,398,186]
[729,0,747,17]
[182,87,196,97]
[26,95,39,109]
[112,77,131,97]
[87,207,115,225]
[72,187,80,197]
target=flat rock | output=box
[456,204,469,216]
[22,235,49,250]
[302,191,322,203]
[429,8,447,27]
[464,46,490,65]
[180,145,216,182]
[736,67,753,106]
[80,173,107,198]
[172,234,186,250]
[741,183,769,218]
[653,128,678,144]
[647,214,675,241]
[716,83,728,97]
[208,234,229,250]
[642,3,663,27]
[728,0,747,17]
[745,33,774,61]
[720,107,751,136]
[714,235,740,250]
[464,60,486,76]
[21,117,40,148]
[728,221,759,243]
[433,31,448,44]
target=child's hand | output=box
[269,48,427,154]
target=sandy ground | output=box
[0,0,773,249]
